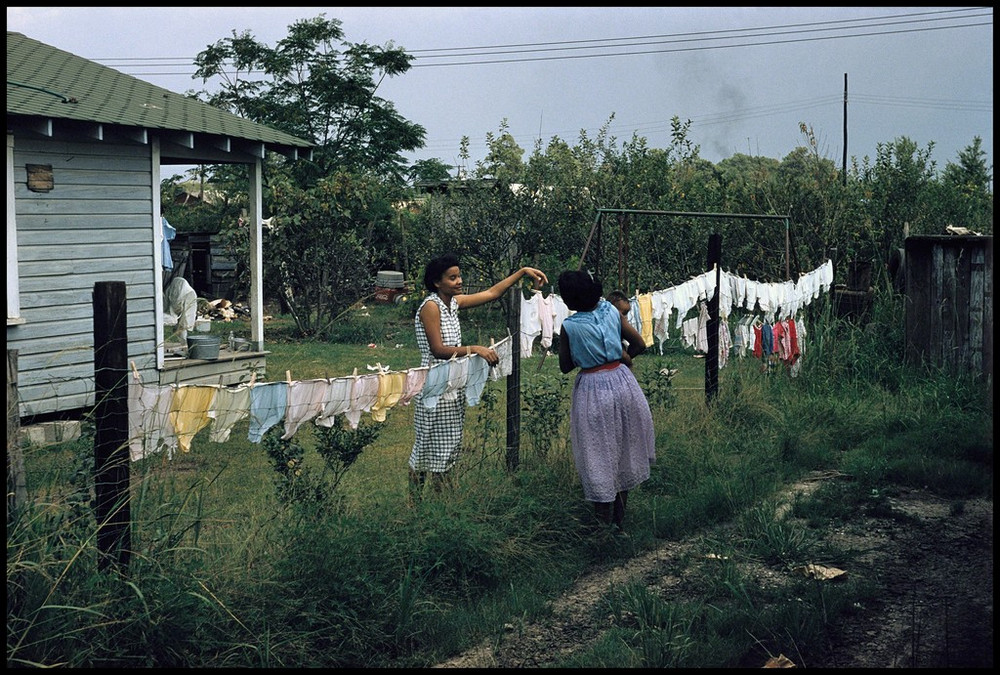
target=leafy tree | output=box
[192,14,425,187]
[475,118,526,183]
[262,171,398,337]
[408,158,454,185]
[939,136,993,234]
[523,137,598,278]
[771,125,852,277]
[855,136,937,264]
[717,153,781,216]
[184,14,425,318]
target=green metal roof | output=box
[7,31,312,155]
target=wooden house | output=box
[6,31,313,422]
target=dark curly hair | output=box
[423,254,460,292]
[558,270,603,311]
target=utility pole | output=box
[842,73,848,186]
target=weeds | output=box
[8,289,992,667]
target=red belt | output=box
[581,361,621,374]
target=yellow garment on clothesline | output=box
[371,370,406,422]
[637,293,654,347]
[169,385,218,453]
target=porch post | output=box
[248,158,264,351]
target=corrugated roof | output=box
[6,31,312,152]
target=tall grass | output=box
[7,288,992,667]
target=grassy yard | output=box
[9,292,993,668]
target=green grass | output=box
[8,291,993,667]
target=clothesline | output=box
[127,335,514,462]
[519,259,833,357]
[131,261,832,462]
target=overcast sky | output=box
[7,6,993,178]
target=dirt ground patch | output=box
[435,476,993,668]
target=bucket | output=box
[230,337,251,352]
[376,270,405,288]
[187,335,221,360]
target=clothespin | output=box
[450,350,458,361]
[249,371,256,386]
[130,360,140,381]
[489,337,495,348]
[353,367,358,377]
[286,370,292,385]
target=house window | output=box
[7,133,24,325]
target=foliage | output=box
[165,12,991,312]
[937,136,994,234]
[237,171,401,337]
[409,158,454,184]
[10,287,993,667]
[853,136,938,262]
[261,417,380,516]
[520,373,570,460]
[192,14,425,187]
[407,118,990,294]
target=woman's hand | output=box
[521,266,548,288]
[468,345,499,366]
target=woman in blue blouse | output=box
[558,270,656,531]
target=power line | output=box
[81,7,991,160]
[95,8,991,73]
[406,12,994,65]
[402,7,989,54]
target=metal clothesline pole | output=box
[580,207,795,406]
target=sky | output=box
[6,6,993,179]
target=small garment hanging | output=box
[170,384,218,453]
[208,382,251,443]
[248,381,289,443]
[371,370,406,422]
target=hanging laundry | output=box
[170,384,218,453]
[520,290,542,357]
[282,378,330,439]
[399,366,429,406]
[420,360,452,410]
[637,292,654,347]
[490,335,513,380]
[315,376,354,427]
[442,355,470,403]
[248,381,288,443]
[537,292,556,350]
[344,373,379,430]
[208,382,251,443]
[550,294,572,335]
[128,377,177,461]
[371,370,406,422]
[465,355,491,406]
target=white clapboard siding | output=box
[8,136,159,418]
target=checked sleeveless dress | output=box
[409,293,466,473]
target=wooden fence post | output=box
[7,349,27,521]
[93,281,131,572]
[505,290,521,472]
[706,234,721,404]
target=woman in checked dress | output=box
[409,254,547,501]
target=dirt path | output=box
[435,476,993,668]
